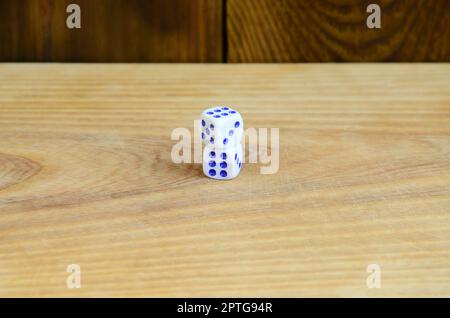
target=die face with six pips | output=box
[202,145,243,180]
[200,106,243,180]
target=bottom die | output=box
[203,144,243,180]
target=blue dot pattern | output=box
[203,107,241,149]
[206,150,242,179]
[204,107,240,121]
[235,152,242,169]
[203,107,242,179]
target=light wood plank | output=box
[0,64,449,297]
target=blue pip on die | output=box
[200,106,243,180]
[200,106,244,147]
[203,144,243,180]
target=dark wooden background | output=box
[1,0,449,62]
[0,0,223,62]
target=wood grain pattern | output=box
[0,64,450,297]
[0,0,223,62]
[228,0,450,62]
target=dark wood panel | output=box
[227,0,450,62]
[0,0,223,62]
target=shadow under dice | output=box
[203,144,243,180]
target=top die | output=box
[200,106,244,148]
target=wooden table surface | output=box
[0,64,449,297]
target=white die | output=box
[203,144,243,180]
[200,106,244,147]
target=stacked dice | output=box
[200,106,244,180]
